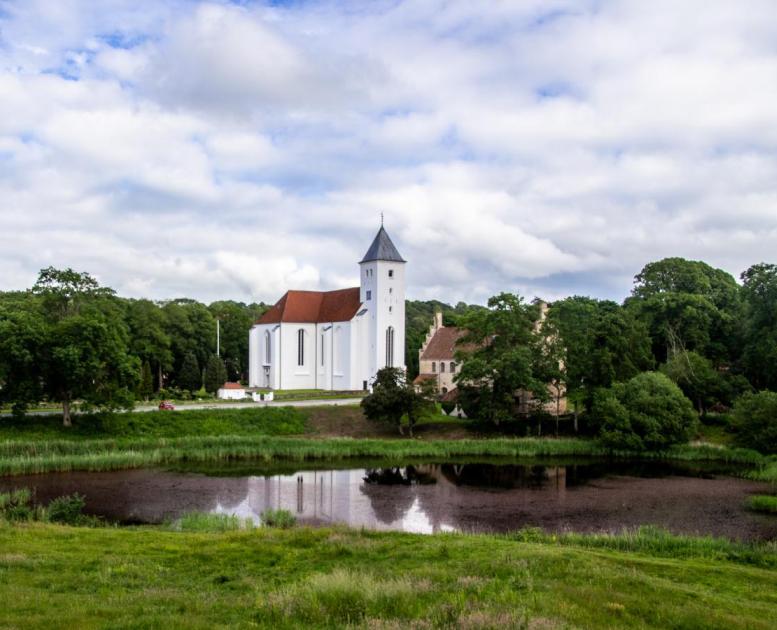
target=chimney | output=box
[434,311,443,330]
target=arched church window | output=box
[432,362,436,373]
[385,326,395,367]
[321,333,325,366]
[264,331,271,364]
[450,361,456,373]
[297,329,305,366]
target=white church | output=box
[248,226,406,391]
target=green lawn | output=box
[0,406,307,440]
[0,523,774,629]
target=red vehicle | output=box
[158,401,175,411]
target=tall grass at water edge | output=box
[0,434,768,476]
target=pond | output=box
[2,459,775,541]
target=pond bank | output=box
[0,434,768,476]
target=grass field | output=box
[0,522,774,629]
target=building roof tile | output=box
[360,226,405,263]
[420,326,469,360]
[256,287,362,324]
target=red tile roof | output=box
[420,327,469,360]
[221,382,244,390]
[413,374,436,385]
[257,288,362,324]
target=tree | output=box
[204,354,228,394]
[740,264,777,390]
[177,352,201,393]
[729,391,777,454]
[548,297,653,414]
[361,367,433,437]
[0,294,46,416]
[125,299,172,392]
[660,351,726,416]
[592,372,698,451]
[162,299,215,387]
[455,293,546,425]
[32,268,139,426]
[208,301,268,381]
[627,258,741,365]
[138,361,154,400]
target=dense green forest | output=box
[2,259,777,450]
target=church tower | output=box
[359,225,406,383]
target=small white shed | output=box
[217,382,247,400]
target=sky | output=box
[1,0,777,306]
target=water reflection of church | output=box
[212,464,570,534]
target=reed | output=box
[0,435,768,476]
[745,495,777,515]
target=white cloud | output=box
[1,0,777,305]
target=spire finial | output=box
[380,211,384,227]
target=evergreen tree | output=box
[204,354,228,394]
[177,352,201,392]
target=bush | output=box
[261,508,296,529]
[730,391,777,454]
[592,372,698,451]
[46,493,87,525]
[0,488,36,522]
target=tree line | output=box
[450,257,777,453]
[0,268,269,423]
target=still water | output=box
[2,460,774,540]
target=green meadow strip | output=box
[0,435,769,476]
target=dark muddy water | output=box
[2,460,775,540]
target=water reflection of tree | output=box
[439,464,550,489]
[360,467,436,525]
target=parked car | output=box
[158,401,175,411]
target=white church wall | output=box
[279,323,317,390]
[330,322,348,390]
[248,326,260,388]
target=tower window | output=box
[366,290,371,300]
[297,329,305,366]
[388,269,394,278]
[389,306,392,313]
[385,326,395,367]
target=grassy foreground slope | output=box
[0,524,775,629]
